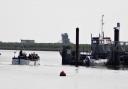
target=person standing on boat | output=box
[19,50,23,56]
[19,50,27,59]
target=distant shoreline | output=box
[0,42,91,52]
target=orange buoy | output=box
[60,71,66,76]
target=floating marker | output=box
[60,70,66,76]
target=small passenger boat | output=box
[12,50,40,65]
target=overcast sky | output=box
[0,0,128,43]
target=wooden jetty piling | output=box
[76,27,79,67]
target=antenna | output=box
[101,15,104,38]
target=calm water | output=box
[0,50,128,89]
[0,50,62,65]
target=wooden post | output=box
[76,27,79,67]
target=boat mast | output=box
[101,15,104,39]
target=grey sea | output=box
[0,50,128,89]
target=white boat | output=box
[12,50,40,65]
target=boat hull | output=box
[12,58,40,65]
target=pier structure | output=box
[107,23,128,67]
[61,28,88,66]
[107,23,121,67]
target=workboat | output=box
[12,50,40,65]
